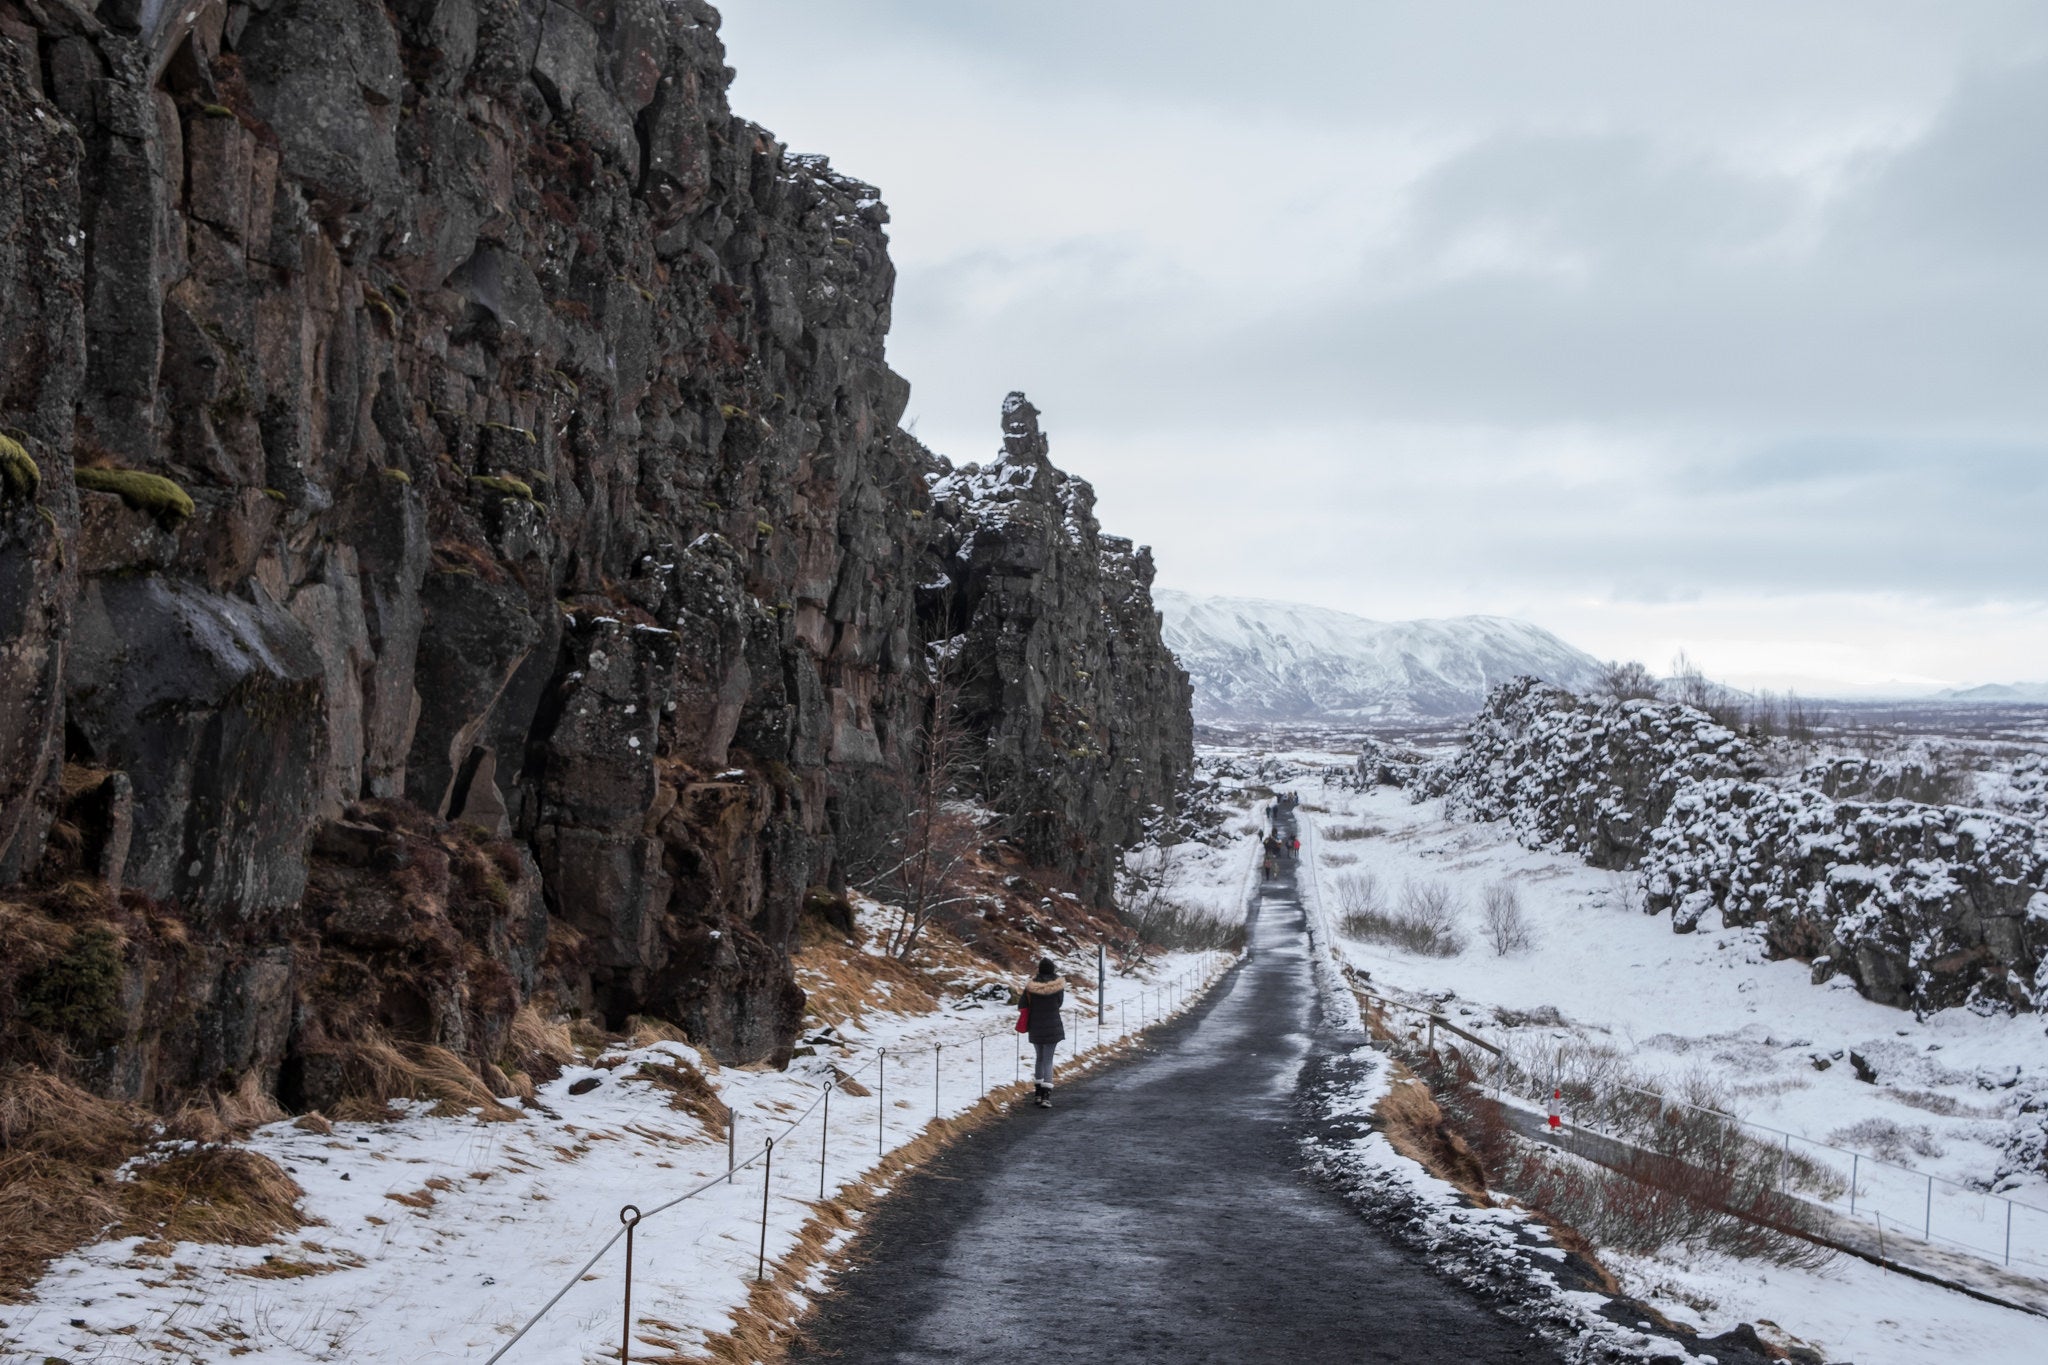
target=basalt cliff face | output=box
[0,0,1188,1112]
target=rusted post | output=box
[619,1204,642,1364]
[757,1136,775,1281]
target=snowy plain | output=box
[2,915,1243,1365]
[1266,757,2048,1364]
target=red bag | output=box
[1015,1005,1030,1034]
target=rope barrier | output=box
[483,948,1238,1362]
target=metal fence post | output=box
[1850,1153,1859,1217]
[877,1049,887,1156]
[933,1042,941,1118]
[819,1081,831,1200]
[727,1115,735,1184]
[619,1204,641,1365]
[757,1136,775,1282]
[980,1033,986,1096]
[2005,1198,2013,1266]
[1925,1175,1933,1241]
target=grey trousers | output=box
[1033,1041,1058,1085]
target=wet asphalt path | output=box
[789,816,1560,1364]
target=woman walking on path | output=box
[1019,958,1067,1109]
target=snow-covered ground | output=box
[3,914,1242,1365]
[1281,769,2048,1363]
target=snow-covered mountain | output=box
[1156,591,1606,722]
[1934,682,2048,704]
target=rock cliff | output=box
[0,0,1189,1115]
[925,394,1193,905]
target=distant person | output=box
[1019,958,1068,1109]
[1262,834,1281,877]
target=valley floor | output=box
[1279,765,2048,1364]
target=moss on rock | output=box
[0,434,40,502]
[468,474,537,502]
[75,467,196,523]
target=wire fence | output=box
[1359,985,2048,1284]
[482,949,1235,1363]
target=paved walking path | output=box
[789,815,1559,1363]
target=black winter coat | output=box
[1021,978,1066,1044]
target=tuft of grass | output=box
[74,466,194,523]
[635,1057,729,1140]
[118,1144,305,1247]
[321,1033,518,1122]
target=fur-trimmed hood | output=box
[1023,977,1068,996]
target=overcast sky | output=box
[719,1,2048,693]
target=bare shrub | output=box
[1124,899,1247,953]
[1482,883,1533,956]
[1506,1146,1831,1267]
[1828,1117,1944,1161]
[1322,825,1386,842]
[1333,870,1382,917]
[1668,650,1746,730]
[1400,1037,1831,1267]
[1596,659,1662,702]
[1321,850,1359,867]
[1336,877,1465,956]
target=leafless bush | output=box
[1506,1146,1832,1266]
[1668,649,1747,730]
[1828,1117,1944,1161]
[1596,659,1662,702]
[1322,824,1386,842]
[1418,1037,1836,1265]
[1482,883,1533,956]
[1124,899,1247,953]
[1333,870,1383,917]
[1337,876,1465,956]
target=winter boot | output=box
[1035,1084,1053,1109]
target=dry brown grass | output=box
[793,920,942,1025]
[626,1014,692,1048]
[635,1057,730,1140]
[0,1068,148,1299]
[1373,1065,1492,1202]
[118,1145,306,1246]
[325,1033,519,1122]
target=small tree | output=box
[880,647,984,960]
[1668,650,1746,729]
[1596,660,1662,703]
[1482,883,1534,956]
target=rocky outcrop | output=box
[1427,680,2048,1016]
[0,1,1186,1112]
[924,394,1193,904]
[1643,782,2048,1014]
[1422,677,1763,868]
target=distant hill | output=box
[1933,682,2048,704]
[1155,591,1605,722]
